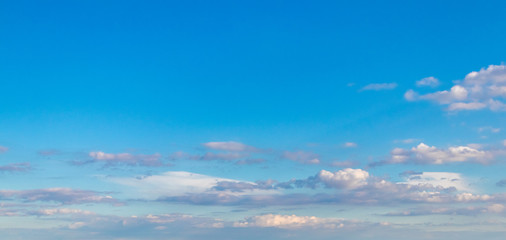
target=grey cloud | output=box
[496,179,506,187]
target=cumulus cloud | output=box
[372,142,499,166]
[0,162,31,172]
[416,77,440,88]
[360,83,398,91]
[282,151,320,164]
[406,64,506,111]
[317,169,369,189]
[0,188,119,205]
[146,168,502,207]
[202,141,257,152]
[85,151,164,167]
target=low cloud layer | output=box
[0,188,120,205]
[372,142,503,166]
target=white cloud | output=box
[88,151,163,166]
[33,208,95,216]
[361,83,397,91]
[416,77,439,88]
[406,64,506,111]
[317,169,369,189]
[401,172,473,192]
[386,143,495,165]
[234,214,346,229]
[0,188,118,205]
[109,171,277,200]
[202,141,256,152]
[448,102,486,111]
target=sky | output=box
[1,0,506,239]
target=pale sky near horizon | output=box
[1,1,506,239]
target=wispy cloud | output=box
[202,141,258,152]
[282,151,320,164]
[0,188,120,205]
[77,151,165,167]
[360,83,397,91]
[0,162,31,172]
[416,76,440,88]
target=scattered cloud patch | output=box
[343,142,357,148]
[400,172,473,192]
[383,204,506,216]
[416,77,440,88]
[372,142,498,166]
[109,171,278,200]
[31,208,95,216]
[478,126,501,133]
[406,64,506,111]
[203,141,257,152]
[317,169,369,189]
[282,151,320,164]
[235,158,265,165]
[0,162,31,172]
[360,83,397,91]
[85,151,164,167]
[0,188,119,205]
[234,214,347,229]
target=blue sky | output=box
[1,0,506,239]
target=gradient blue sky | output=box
[1,1,506,239]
